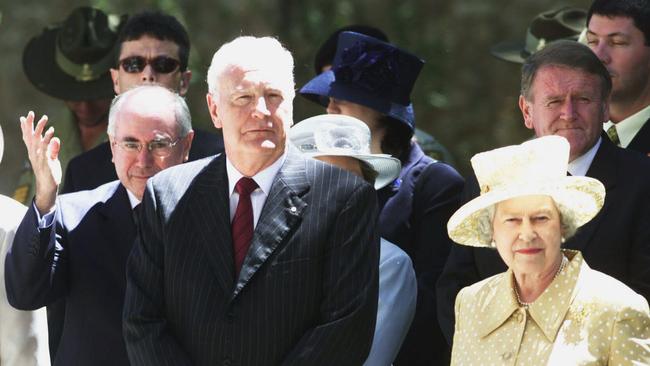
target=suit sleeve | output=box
[435,172,479,345]
[363,243,417,366]
[5,201,69,310]
[123,184,193,366]
[281,181,379,366]
[628,195,650,301]
[402,163,463,359]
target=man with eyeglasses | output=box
[62,11,223,194]
[5,85,193,366]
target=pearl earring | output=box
[561,237,566,244]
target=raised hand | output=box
[20,111,62,214]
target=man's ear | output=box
[179,70,192,96]
[519,95,534,130]
[108,135,116,163]
[181,130,194,162]
[110,68,121,95]
[206,93,222,129]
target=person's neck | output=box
[513,254,563,303]
[369,127,387,154]
[227,149,284,177]
[610,90,650,123]
[78,121,108,151]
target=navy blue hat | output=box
[300,31,424,132]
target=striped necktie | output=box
[232,177,258,275]
[607,125,621,146]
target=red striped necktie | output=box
[232,177,258,275]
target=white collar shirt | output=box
[126,189,141,209]
[226,151,286,228]
[603,104,650,148]
[567,137,601,177]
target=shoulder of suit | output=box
[58,180,122,209]
[303,156,371,190]
[152,155,217,183]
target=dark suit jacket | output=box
[123,149,380,366]
[5,182,135,366]
[436,136,650,345]
[627,117,650,155]
[62,128,224,193]
[377,143,464,366]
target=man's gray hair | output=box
[206,36,295,98]
[477,198,580,247]
[107,85,192,137]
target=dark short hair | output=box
[313,25,389,75]
[358,160,379,185]
[379,115,412,164]
[520,40,612,101]
[588,0,650,46]
[117,11,190,71]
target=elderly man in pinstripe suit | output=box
[123,36,380,366]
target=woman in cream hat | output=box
[448,135,650,365]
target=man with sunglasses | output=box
[62,11,223,194]
[5,85,193,366]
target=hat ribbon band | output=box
[54,42,118,82]
[524,30,546,55]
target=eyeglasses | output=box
[113,138,180,157]
[118,56,181,74]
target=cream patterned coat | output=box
[451,250,650,365]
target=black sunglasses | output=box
[118,56,181,74]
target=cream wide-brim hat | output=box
[447,136,605,247]
[290,114,401,190]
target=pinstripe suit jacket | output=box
[123,149,380,366]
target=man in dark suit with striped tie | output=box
[123,36,380,366]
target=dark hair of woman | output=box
[379,115,412,164]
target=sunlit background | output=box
[0,0,592,195]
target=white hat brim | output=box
[447,176,605,247]
[304,151,400,189]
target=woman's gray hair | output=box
[477,198,580,247]
[107,85,192,137]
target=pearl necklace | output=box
[514,255,568,308]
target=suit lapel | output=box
[192,155,236,294]
[97,184,136,255]
[570,137,618,252]
[627,117,650,155]
[231,150,309,300]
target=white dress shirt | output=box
[568,137,601,177]
[603,104,650,148]
[226,152,286,228]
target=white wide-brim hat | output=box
[289,114,401,189]
[447,135,605,247]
